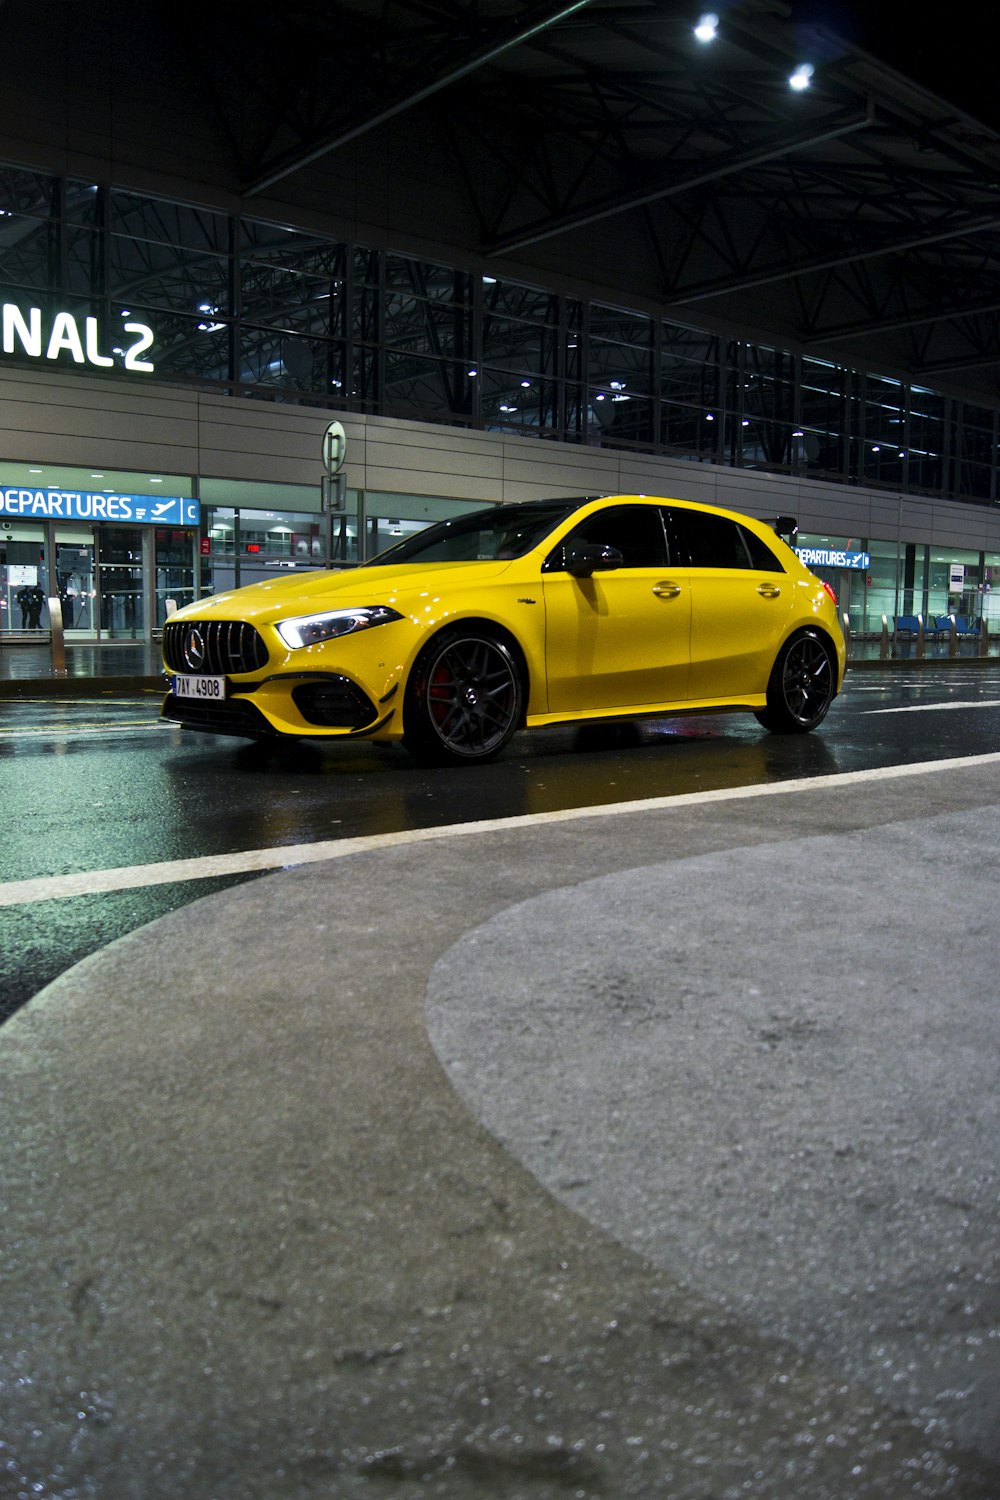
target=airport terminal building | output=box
[2,5,1000,646]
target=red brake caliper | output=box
[429,663,452,725]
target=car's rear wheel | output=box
[403,628,523,764]
[754,629,836,733]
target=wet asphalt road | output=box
[1,662,998,1025]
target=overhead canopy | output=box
[4,0,1000,403]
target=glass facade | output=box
[1,517,152,638]
[2,161,999,503]
[0,479,487,637]
[793,535,1000,638]
[199,491,487,599]
[3,162,1000,649]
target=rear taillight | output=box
[821,580,837,605]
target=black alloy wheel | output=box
[754,629,836,734]
[404,628,523,764]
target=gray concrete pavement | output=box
[2,756,999,1499]
[428,803,1000,1463]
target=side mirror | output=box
[564,543,624,578]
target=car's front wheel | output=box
[403,628,523,765]
[754,629,836,733]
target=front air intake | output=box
[291,675,378,728]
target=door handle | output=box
[756,583,782,599]
[652,581,682,598]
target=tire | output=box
[403,628,523,765]
[754,629,836,734]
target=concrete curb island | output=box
[1,757,999,1499]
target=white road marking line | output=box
[0,720,160,738]
[2,752,1000,909]
[864,700,1000,714]
[0,695,162,706]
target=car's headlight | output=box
[275,605,403,649]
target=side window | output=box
[544,504,668,570]
[739,523,785,572]
[668,507,763,569]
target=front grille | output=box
[163,619,269,675]
[161,694,276,738]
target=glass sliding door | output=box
[1,523,49,636]
[55,534,96,636]
[97,527,144,638]
[154,527,195,625]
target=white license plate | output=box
[173,674,226,700]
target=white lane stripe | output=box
[2,752,1000,909]
[865,700,1000,715]
[0,721,159,738]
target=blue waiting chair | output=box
[893,615,923,637]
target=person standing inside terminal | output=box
[16,583,45,628]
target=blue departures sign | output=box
[795,546,871,570]
[0,486,200,527]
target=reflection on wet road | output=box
[1,666,998,1021]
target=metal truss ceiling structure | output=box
[9,0,1000,404]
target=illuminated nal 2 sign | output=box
[1,302,155,373]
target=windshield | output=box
[365,499,591,566]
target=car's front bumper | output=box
[162,670,402,739]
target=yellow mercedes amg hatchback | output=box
[161,493,846,764]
